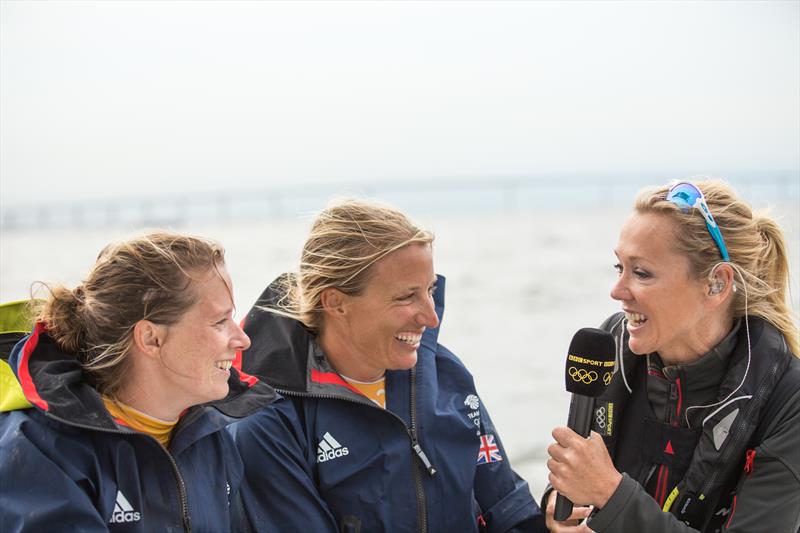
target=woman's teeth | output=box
[395,333,422,346]
[626,312,648,326]
[215,360,232,371]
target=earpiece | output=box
[709,277,725,295]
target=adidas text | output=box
[110,511,141,524]
[318,447,349,462]
[317,432,349,463]
[109,490,141,524]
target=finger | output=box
[568,505,592,521]
[552,426,581,446]
[548,471,564,494]
[549,520,594,533]
[546,490,558,512]
[546,458,561,476]
[548,441,568,462]
[588,430,606,445]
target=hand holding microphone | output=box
[549,328,617,522]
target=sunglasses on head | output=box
[666,181,730,262]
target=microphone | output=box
[553,328,616,522]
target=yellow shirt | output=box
[102,396,178,448]
[342,375,386,409]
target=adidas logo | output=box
[109,490,141,524]
[317,432,349,463]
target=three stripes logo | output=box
[317,432,349,463]
[109,490,141,524]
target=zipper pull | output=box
[412,441,437,476]
[744,449,756,474]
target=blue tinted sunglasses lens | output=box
[666,182,730,262]
[666,184,701,212]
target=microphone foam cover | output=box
[564,328,616,397]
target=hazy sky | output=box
[2,0,798,208]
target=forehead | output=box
[367,244,435,290]
[616,212,682,259]
[185,266,233,315]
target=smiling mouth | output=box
[395,332,422,346]
[215,360,233,371]
[625,312,648,327]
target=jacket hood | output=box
[6,321,276,430]
[237,273,446,393]
[0,300,33,412]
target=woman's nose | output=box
[610,277,629,302]
[233,323,252,351]
[418,295,439,329]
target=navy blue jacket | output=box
[0,322,276,532]
[231,275,545,533]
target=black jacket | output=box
[587,313,800,533]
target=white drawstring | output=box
[684,262,752,428]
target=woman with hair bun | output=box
[545,180,800,532]
[0,231,275,532]
[232,199,546,532]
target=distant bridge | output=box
[2,174,797,231]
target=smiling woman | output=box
[545,179,800,533]
[231,199,546,532]
[0,231,275,532]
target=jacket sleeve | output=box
[587,388,800,533]
[228,398,339,533]
[473,397,546,533]
[0,412,109,532]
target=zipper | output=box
[655,374,681,503]
[279,365,436,533]
[42,412,192,532]
[409,365,428,533]
[667,382,677,424]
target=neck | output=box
[115,375,186,422]
[659,314,734,366]
[318,328,385,383]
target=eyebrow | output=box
[394,279,437,295]
[213,306,234,318]
[614,250,646,262]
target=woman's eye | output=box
[613,263,623,274]
[633,269,650,279]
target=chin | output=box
[206,385,230,403]
[627,339,650,356]
[390,351,419,371]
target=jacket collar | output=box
[8,322,276,436]
[237,273,446,399]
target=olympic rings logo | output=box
[595,406,606,429]
[603,371,613,385]
[568,367,598,384]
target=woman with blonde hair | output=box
[545,180,800,532]
[232,199,546,532]
[0,232,275,532]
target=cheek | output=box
[184,334,217,376]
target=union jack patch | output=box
[477,434,503,464]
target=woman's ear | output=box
[707,264,736,302]
[132,320,165,358]
[320,288,347,318]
